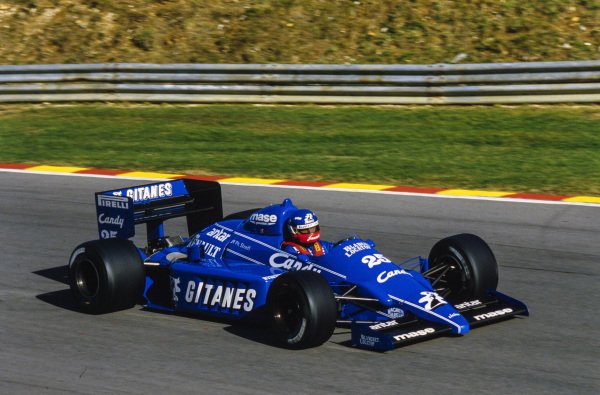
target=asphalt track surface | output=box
[1,171,598,394]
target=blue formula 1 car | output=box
[68,179,528,351]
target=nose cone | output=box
[387,292,471,335]
[430,303,470,334]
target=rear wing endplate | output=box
[95,179,222,242]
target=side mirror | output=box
[365,239,376,248]
[297,254,310,263]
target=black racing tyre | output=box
[267,271,337,349]
[426,233,498,301]
[223,208,261,220]
[68,239,145,314]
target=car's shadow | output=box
[36,289,82,312]
[141,306,282,348]
[225,322,356,349]
[33,265,69,285]
[32,265,285,348]
[33,265,82,312]
[222,321,283,348]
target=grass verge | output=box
[0,104,598,196]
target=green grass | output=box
[1,104,599,196]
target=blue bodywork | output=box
[95,178,528,351]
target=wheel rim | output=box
[272,285,305,341]
[74,258,100,300]
[423,254,468,298]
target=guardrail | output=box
[0,61,599,104]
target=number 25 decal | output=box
[361,254,391,268]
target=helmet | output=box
[287,209,320,246]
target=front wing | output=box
[351,290,528,351]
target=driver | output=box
[282,209,330,256]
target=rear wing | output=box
[95,179,222,244]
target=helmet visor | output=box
[297,225,320,234]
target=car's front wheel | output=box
[425,233,498,301]
[267,271,337,349]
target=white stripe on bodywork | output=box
[216,223,280,252]
[226,249,266,266]
[215,222,346,279]
[304,263,346,279]
[388,294,464,333]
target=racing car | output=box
[68,178,528,351]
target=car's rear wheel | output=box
[68,239,145,314]
[267,271,337,349]
[425,233,498,301]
